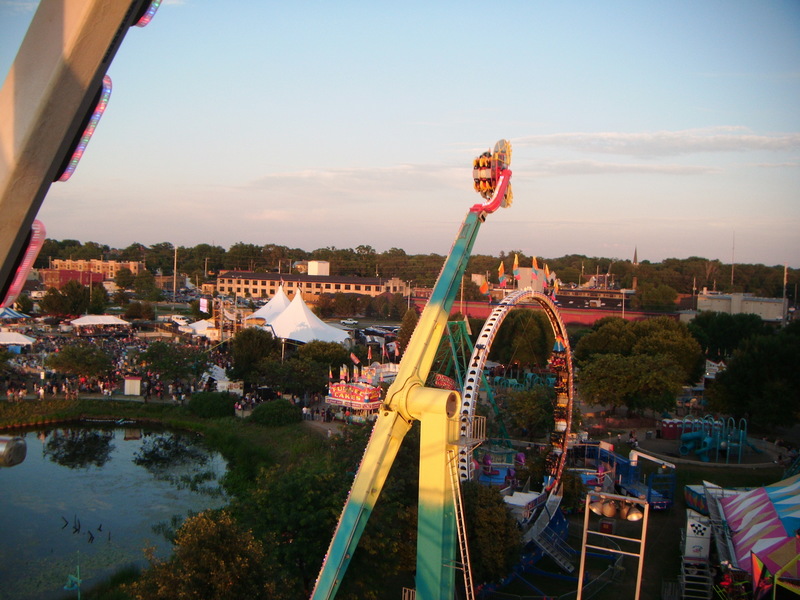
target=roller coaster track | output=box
[457,288,575,492]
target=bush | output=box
[248,398,302,427]
[187,391,237,418]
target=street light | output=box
[576,491,650,600]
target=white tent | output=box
[71,315,129,326]
[268,292,350,344]
[0,331,35,346]
[244,285,291,325]
[188,319,214,334]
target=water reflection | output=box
[43,429,115,468]
[0,426,227,600]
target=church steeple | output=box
[633,246,638,267]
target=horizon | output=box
[43,235,796,272]
[2,2,799,267]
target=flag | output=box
[513,254,520,280]
[532,256,539,270]
[498,261,507,287]
[350,352,360,365]
[367,346,373,361]
[545,263,551,282]
[328,366,333,380]
[479,280,490,295]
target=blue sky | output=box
[2,1,799,267]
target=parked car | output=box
[340,318,358,326]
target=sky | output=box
[1,1,799,267]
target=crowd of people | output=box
[1,324,216,404]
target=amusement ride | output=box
[0,4,580,596]
[311,140,576,600]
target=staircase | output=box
[448,449,475,600]
[681,559,713,599]
[524,491,575,573]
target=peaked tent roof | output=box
[0,307,29,319]
[244,285,291,324]
[268,292,350,344]
[188,319,214,333]
[0,331,35,345]
[71,315,130,326]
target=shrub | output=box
[248,398,301,427]
[187,391,237,419]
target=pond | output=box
[0,424,228,599]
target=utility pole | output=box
[172,245,178,302]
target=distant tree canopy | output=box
[687,311,769,361]
[229,327,281,384]
[138,341,206,382]
[126,510,274,600]
[45,342,113,378]
[489,309,554,369]
[32,239,799,305]
[575,316,704,415]
[707,321,800,428]
[37,281,108,315]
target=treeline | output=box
[37,239,797,301]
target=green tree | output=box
[396,307,419,356]
[297,340,349,369]
[229,327,281,385]
[88,283,109,314]
[461,480,522,586]
[489,309,554,369]
[0,347,13,376]
[15,294,33,315]
[134,270,161,301]
[249,398,302,426]
[505,386,555,439]
[687,311,768,361]
[45,342,113,378]
[707,322,800,428]
[39,287,67,316]
[126,510,274,600]
[115,267,135,289]
[574,317,635,364]
[631,282,678,311]
[575,316,703,385]
[139,341,205,382]
[579,353,684,415]
[61,280,91,315]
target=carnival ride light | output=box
[134,0,163,27]
[56,76,112,182]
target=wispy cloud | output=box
[521,159,718,176]
[514,127,800,158]
[0,1,38,13]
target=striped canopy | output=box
[720,474,800,574]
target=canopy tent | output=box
[0,307,29,319]
[71,315,130,326]
[268,292,350,344]
[0,331,35,346]
[244,285,291,325]
[188,319,214,334]
[718,473,800,574]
